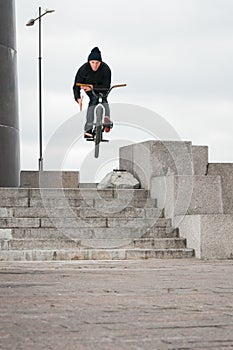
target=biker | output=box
[73,47,112,138]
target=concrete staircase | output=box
[0,188,195,260]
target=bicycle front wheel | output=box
[94,105,103,158]
[94,125,102,158]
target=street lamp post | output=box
[26,7,55,171]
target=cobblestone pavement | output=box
[0,259,233,350]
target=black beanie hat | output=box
[88,47,102,62]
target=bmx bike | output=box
[76,83,126,158]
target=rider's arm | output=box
[73,63,87,101]
[77,96,83,111]
[73,74,81,101]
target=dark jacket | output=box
[73,62,111,101]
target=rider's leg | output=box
[84,96,98,137]
[84,105,95,133]
[102,102,113,132]
[103,102,110,118]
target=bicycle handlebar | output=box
[76,83,127,94]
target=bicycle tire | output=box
[95,125,102,158]
[94,106,103,158]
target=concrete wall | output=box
[175,214,233,259]
[20,171,79,188]
[151,175,223,220]
[120,141,208,189]
[119,140,233,259]
[0,0,20,187]
[207,163,233,214]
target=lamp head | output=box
[26,18,35,26]
[26,9,55,27]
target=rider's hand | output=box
[77,97,83,111]
[81,84,93,92]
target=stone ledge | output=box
[20,171,79,188]
[208,163,233,214]
[119,141,209,190]
[151,175,223,217]
[174,214,233,259]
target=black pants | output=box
[85,95,110,132]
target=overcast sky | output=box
[15,0,233,181]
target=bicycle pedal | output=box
[102,139,109,142]
[102,123,113,127]
[86,138,94,141]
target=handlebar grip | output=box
[76,83,127,89]
[76,83,93,88]
[112,84,127,88]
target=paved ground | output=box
[0,259,233,350]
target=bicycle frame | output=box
[76,83,126,158]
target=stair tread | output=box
[0,187,194,260]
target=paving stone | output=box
[0,259,232,349]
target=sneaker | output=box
[103,116,113,133]
[84,130,93,138]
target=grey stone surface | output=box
[0,248,194,261]
[120,140,233,260]
[200,214,233,259]
[97,171,140,190]
[208,163,233,214]
[151,175,223,219]
[175,214,233,259]
[0,218,40,228]
[119,143,133,174]
[0,188,29,197]
[0,259,233,349]
[79,183,98,188]
[20,171,79,188]
[192,145,209,175]
[0,187,193,260]
[0,229,12,239]
[0,237,187,251]
[120,141,194,187]
[0,208,13,217]
[174,215,202,258]
[119,142,209,189]
[0,0,20,187]
[119,141,209,191]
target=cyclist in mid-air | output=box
[73,47,112,138]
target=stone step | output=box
[0,238,186,250]
[0,188,150,199]
[0,188,156,210]
[129,238,186,249]
[1,207,162,219]
[0,198,157,210]
[78,183,98,188]
[0,187,194,261]
[8,226,178,239]
[29,198,157,209]
[141,226,179,238]
[0,217,170,229]
[0,248,195,261]
[36,217,171,229]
